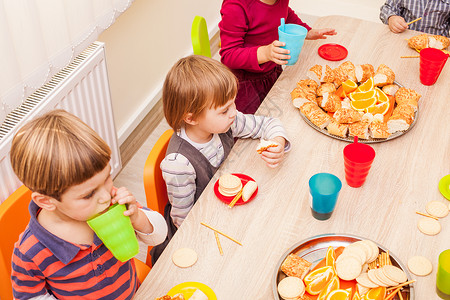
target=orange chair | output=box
[0,185,32,300]
[143,129,173,266]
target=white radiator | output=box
[0,42,121,203]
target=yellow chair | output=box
[191,16,211,58]
[143,129,173,266]
[0,185,32,300]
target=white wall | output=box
[98,0,386,144]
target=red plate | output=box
[214,173,258,206]
[318,43,348,61]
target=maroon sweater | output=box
[219,0,311,74]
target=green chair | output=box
[191,16,211,57]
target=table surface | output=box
[135,15,450,300]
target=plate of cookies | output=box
[291,62,420,143]
[272,234,414,300]
[214,173,258,206]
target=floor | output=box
[114,4,387,262]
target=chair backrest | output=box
[143,129,173,265]
[0,185,32,300]
[191,16,211,58]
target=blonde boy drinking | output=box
[151,55,291,263]
[9,110,167,299]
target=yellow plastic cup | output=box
[87,203,139,262]
[437,249,450,298]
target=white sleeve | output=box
[160,153,197,228]
[28,293,58,300]
[135,209,168,246]
[231,111,291,151]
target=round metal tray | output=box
[272,233,414,299]
[300,82,418,144]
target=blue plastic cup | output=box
[278,19,308,66]
[309,173,342,221]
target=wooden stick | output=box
[416,211,439,220]
[228,188,243,208]
[401,55,420,58]
[407,17,422,26]
[386,280,416,291]
[214,232,223,255]
[200,222,243,246]
[385,287,402,300]
[398,288,404,300]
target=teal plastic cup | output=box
[437,249,450,298]
[309,173,342,221]
[278,18,308,66]
[87,203,139,262]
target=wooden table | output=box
[136,16,450,300]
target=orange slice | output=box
[352,290,361,300]
[305,266,335,295]
[336,85,346,98]
[365,101,389,115]
[349,90,376,101]
[363,287,386,300]
[356,77,374,92]
[317,275,340,300]
[325,288,351,300]
[375,87,389,103]
[342,79,358,94]
[325,246,336,270]
[304,266,334,285]
[350,97,377,111]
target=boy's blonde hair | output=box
[163,55,238,130]
[10,109,111,199]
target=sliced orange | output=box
[375,87,389,103]
[342,79,358,94]
[336,85,346,98]
[325,246,336,267]
[363,287,386,300]
[356,77,374,92]
[305,266,335,295]
[304,266,334,285]
[325,288,351,300]
[349,90,376,101]
[365,101,389,115]
[317,275,340,300]
[350,97,377,111]
[352,290,361,300]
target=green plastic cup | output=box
[87,203,139,262]
[437,249,450,298]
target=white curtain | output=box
[0,0,135,124]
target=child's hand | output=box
[257,41,290,65]
[111,186,140,223]
[306,28,337,40]
[388,16,408,33]
[259,137,286,168]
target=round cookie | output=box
[172,248,198,268]
[362,240,379,263]
[382,265,407,284]
[407,256,433,276]
[277,276,305,300]
[218,173,242,197]
[417,217,441,235]
[425,201,449,218]
[356,272,379,289]
[336,255,362,281]
[367,269,388,287]
[342,244,367,265]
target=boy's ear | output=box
[183,113,198,126]
[31,192,57,211]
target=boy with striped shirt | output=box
[9,110,167,299]
[150,55,291,263]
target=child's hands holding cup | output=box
[111,186,140,222]
[259,136,286,168]
[257,40,290,65]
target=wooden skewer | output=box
[386,280,416,291]
[398,288,404,300]
[228,188,243,208]
[401,55,420,58]
[407,17,422,26]
[200,222,243,246]
[416,211,439,220]
[385,287,402,300]
[214,232,223,255]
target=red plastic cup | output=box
[343,137,375,187]
[420,48,449,85]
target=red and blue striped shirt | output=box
[11,202,139,299]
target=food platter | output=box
[299,81,418,144]
[213,173,258,205]
[272,234,414,299]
